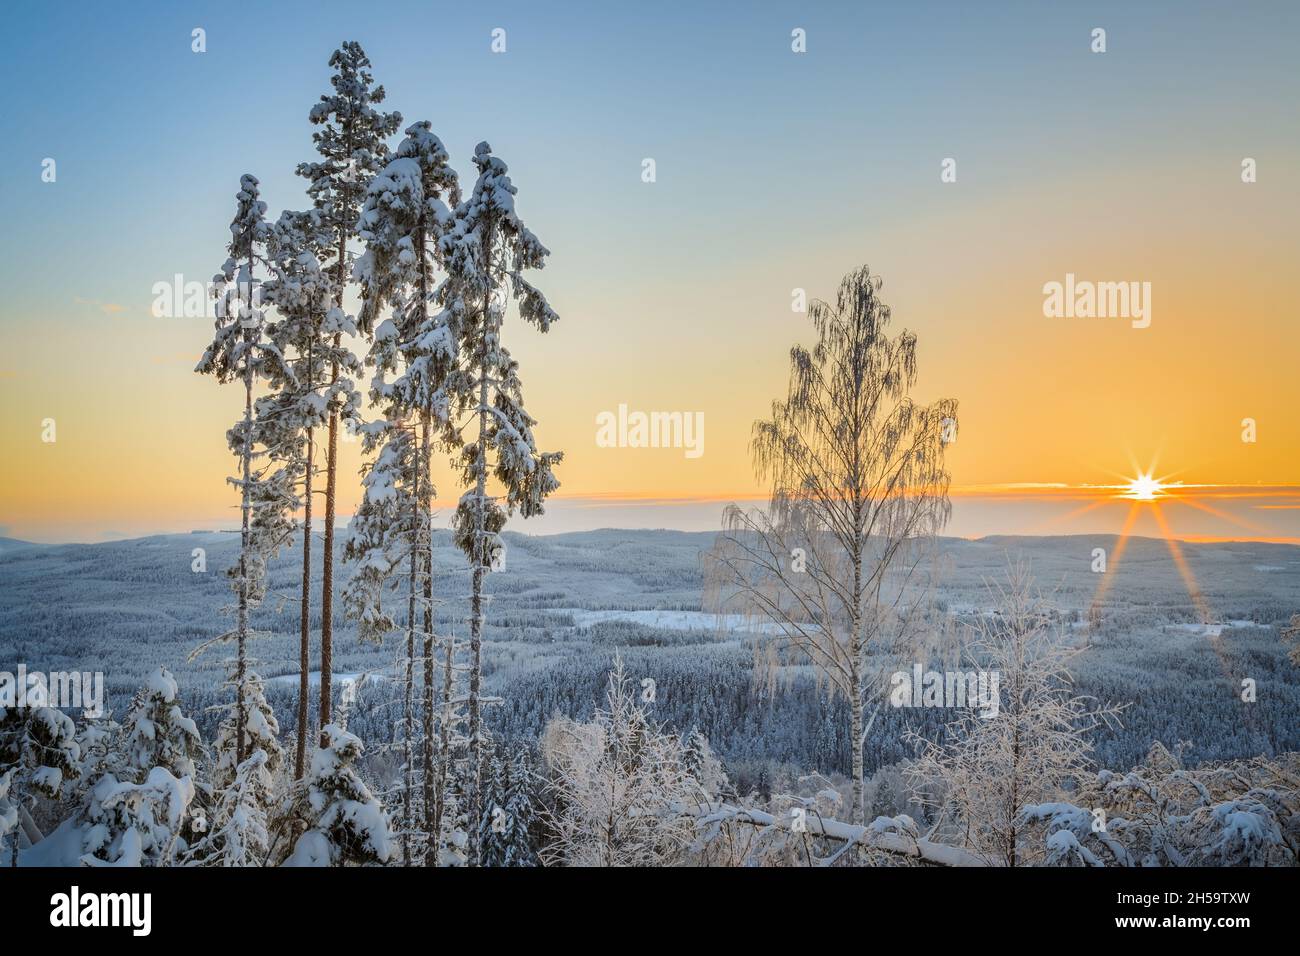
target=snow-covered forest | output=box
[3,38,1298,871]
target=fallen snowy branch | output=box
[686,802,991,867]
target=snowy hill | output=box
[0,536,40,555]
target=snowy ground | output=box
[555,607,786,634]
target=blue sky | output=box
[2,1,1298,541]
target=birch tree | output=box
[297,42,402,737]
[440,141,561,861]
[540,659,707,867]
[705,264,956,826]
[906,569,1122,866]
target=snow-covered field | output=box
[555,607,786,634]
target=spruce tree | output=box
[79,767,196,867]
[185,750,275,867]
[0,705,80,866]
[281,724,392,866]
[120,667,203,784]
[210,673,283,796]
[503,747,539,866]
[477,744,508,866]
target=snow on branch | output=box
[687,803,988,867]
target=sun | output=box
[1124,472,1165,501]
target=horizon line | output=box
[6,528,1299,549]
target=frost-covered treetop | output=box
[196,175,278,385]
[296,41,403,238]
[354,120,460,335]
[440,142,558,334]
[229,174,269,250]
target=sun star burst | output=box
[1125,472,1165,501]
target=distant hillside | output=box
[0,536,39,554]
[1,528,1297,775]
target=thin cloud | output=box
[73,295,127,316]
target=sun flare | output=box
[1124,472,1165,501]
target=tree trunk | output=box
[8,782,19,867]
[236,273,253,764]
[420,417,436,861]
[466,229,492,865]
[320,394,337,743]
[432,629,454,863]
[849,524,866,828]
[319,170,350,747]
[403,443,418,864]
[400,515,416,868]
[294,336,315,779]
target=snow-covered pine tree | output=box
[297,41,403,739]
[261,207,363,777]
[120,668,203,786]
[183,652,284,862]
[431,625,470,863]
[344,420,424,862]
[71,715,122,801]
[195,174,292,769]
[682,728,729,802]
[353,120,462,862]
[184,749,275,867]
[210,672,283,796]
[342,422,420,645]
[60,668,204,866]
[280,724,392,866]
[477,744,508,866]
[434,762,470,866]
[439,142,561,862]
[503,746,540,866]
[0,705,80,866]
[79,767,196,867]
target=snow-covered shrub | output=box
[79,766,195,867]
[210,673,282,795]
[540,660,712,867]
[0,704,81,864]
[280,724,392,866]
[185,749,274,867]
[120,667,203,783]
[1024,743,1299,867]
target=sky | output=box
[1,0,1297,544]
